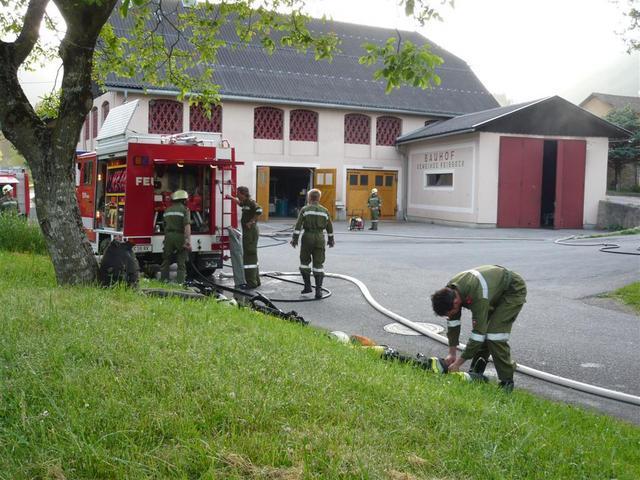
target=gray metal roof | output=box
[104,0,498,117]
[396,96,631,144]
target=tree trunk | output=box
[31,150,98,284]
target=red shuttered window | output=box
[376,116,401,146]
[190,104,222,132]
[290,109,318,142]
[102,101,110,123]
[254,106,283,140]
[91,107,98,139]
[149,99,183,134]
[344,113,370,145]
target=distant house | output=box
[78,0,498,221]
[580,92,640,117]
[580,92,640,190]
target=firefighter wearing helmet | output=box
[0,184,18,214]
[225,186,263,289]
[290,189,334,299]
[367,188,381,230]
[160,189,191,284]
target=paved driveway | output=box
[249,220,640,424]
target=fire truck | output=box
[76,100,240,275]
[0,167,30,216]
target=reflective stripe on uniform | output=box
[469,332,486,342]
[327,234,334,237]
[447,320,461,328]
[164,212,184,217]
[244,264,259,269]
[293,230,301,235]
[303,210,328,218]
[468,269,488,299]
[299,265,311,270]
[241,206,251,210]
[312,268,324,273]
[487,332,510,341]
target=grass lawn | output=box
[1,252,639,479]
[610,282,640,313]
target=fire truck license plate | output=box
[132,244,152,253]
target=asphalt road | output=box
[239,220,640,424]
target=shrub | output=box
[0,213,47,254]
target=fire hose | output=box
[262,270,640,406]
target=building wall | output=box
[80,91,431,218]
[404,133,482,225]
[403,132,609,228]
[580,97,613,118]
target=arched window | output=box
[190,104,222,132]
[376,116,402,146]
[254,106,283,140]
[148,99,183,134]
[344,113,370,145]
[83,115,90,141]
[102,101,110,123]
[290,109,318,142]
[91,107,98,139]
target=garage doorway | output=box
[540,141,557,227]
[257,166,313,219]
[497,137,586,229]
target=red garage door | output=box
[497,137,544,228]
[555,139,586,229]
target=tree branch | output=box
[14,0,49,65]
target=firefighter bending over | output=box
[0,185,18,214]
[367,188,381,230]
[161,189,191,284]
[290,188,334,299]
[226,186,262,289]
[431,265,527,392]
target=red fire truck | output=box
[76,100,240,275]
[0,167,30,216]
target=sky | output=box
[17,0,640,106]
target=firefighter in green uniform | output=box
[160,190,191,284]
[0,185,19,214]
[431,265,527,392]
[226,186,263,289]
[367,188,381,230]
[290,189,334,299]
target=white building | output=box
[79,2,497,221]
[397,96,629,228]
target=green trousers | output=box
[161,232,187,284]
[473,272,527,382]
[299,231,326,278]
[243,224,260,288]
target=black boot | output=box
[469,356,488,375]
[300,271,312,294]
[498,379,514,393]
[314,274,324,299]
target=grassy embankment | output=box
[610,282,640,313]
[1,249,640,480]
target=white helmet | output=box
[2,185,13,195]
[371,188,378,194]
[171,189,188,201]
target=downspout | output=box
[396,143,409,221]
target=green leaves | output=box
[361,38,443,93]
